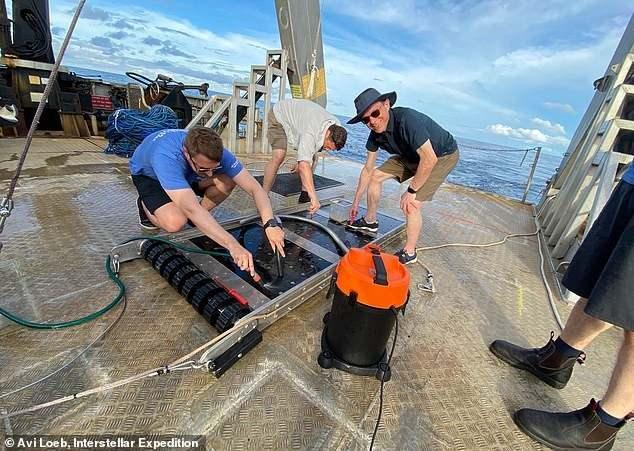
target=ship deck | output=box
[0,137,631,450]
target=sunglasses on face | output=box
[362,108,381,125]
[192,159,220,174]
[183,148,220,174]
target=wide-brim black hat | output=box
[347,88,397,124]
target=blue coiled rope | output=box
[104,105,179,157]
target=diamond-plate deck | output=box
[1,138,631,449]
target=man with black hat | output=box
[346,88,459,264]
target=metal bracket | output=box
[0,197,14,231]
[207,329,263,377]
[0,198,15,253]
[109,239,147,269]
[416,277,435,294]
[416,261,436,294]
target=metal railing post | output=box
[522,147,542,203]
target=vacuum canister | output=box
[318,244,410,380]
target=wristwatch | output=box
[263,218,281,230]
[407,186,418,194]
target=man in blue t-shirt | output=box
[129,127,285,276]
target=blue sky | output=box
[47,0,632,152]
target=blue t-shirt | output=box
[623,162,634,185]
[129,129,243,190]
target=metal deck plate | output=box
[253,172,344,196]
[0,138,632,449]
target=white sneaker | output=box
[0,105,18,123]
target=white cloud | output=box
[50,1,278,93]
[79,4,113,21]
[490,26,621,85]
[532,117,566,135]
[487,123,570,148]
[46,0,628,149]
[544,101,576,114]
[320,0,628,133]
[324,0,601,35]
[488,124,548,142]
[321,43,518,123]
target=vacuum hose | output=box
[274,248,284,279]
[277,215,349,255]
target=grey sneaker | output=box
[346,217,379,233]
[395,249,417,265]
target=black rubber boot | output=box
[514,399,626,450]
[489,332,584,389]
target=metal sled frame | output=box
[109,197,405,375]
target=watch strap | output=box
[263,218,280,230]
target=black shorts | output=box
[131,175,203,214]
[561,180,634,330]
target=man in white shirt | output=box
[262,99,347,214]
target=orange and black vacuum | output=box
[318,244,410,381]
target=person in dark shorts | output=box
[129,127,285,276]
[489,163,634,450]
[346,88,459,264]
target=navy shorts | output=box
[561,180,634,331]
[131,175,204,214]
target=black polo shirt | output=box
[366,107,457,164]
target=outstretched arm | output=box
[350,151,378,220]
[167,188,255,275]
[297,160,321,215]
[232,169,285,256]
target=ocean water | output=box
[71,66,564,204]
[338,119,565,204]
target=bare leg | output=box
[365,169,394,223]
[560,298,613,350]
[403,203,422,255]
[145,202,187,233]
[262,148,286,193]
[600,330,634,418]
[142,175,236,232]
[198,174,236,210]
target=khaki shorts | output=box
[377,149,459,201]
[267,110,287,150]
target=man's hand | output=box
[228,243,255,277]
[308,196,321,215]
[400,191,420,215]
[289,162,298,173]
[265,226,286,257]
[349,202,359,221]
